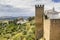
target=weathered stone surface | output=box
[44,19,50,40]
[50,19,60,40]
[35,5,60,40]
[35,5,44,40]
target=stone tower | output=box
[35,5,44,40]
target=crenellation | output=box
[35,5,44,8]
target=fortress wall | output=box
[44,19,50,40]
[50,19,60,40]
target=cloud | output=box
[0,4,34,17]
[35,0,52,9]
[35,0,60,12]
[0,0,35,8]
[0,0,60,17]
[0,0,35,16]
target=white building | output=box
[17,20,27,24]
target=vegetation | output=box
[0,17,35,40]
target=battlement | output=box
[35,5,44,8]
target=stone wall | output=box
[44,19,50,40]
[50,19,60,40]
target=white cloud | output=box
[0,0,35,11]
[35,0,60,11]
[0,0,60,11]
[0,0,35,16]
[35,0,54,9]
[0,0,60,16]
[0,0,34,8]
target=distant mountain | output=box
[0,16,30,20]
[0,16,17,20]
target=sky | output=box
[0,0,60,17]
[0,0,35,17]
[52,0,60,2]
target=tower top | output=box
[35,5,44,8]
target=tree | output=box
[28,16,35,21]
